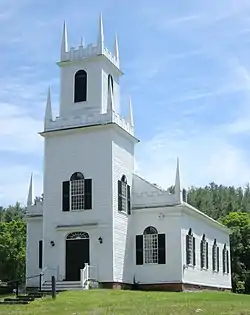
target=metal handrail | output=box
[8,273,44,298]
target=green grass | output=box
[1,290,250,315]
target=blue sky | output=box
[0,0,250,206]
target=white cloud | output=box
[0,165,42,207]
[135,126,250,190]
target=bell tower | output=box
[56,15,122,120]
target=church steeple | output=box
[61,21,68,61]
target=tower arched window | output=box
[118,175,131,214]
[200,234,208,269]
[186,228,196,266]
[212,239,219,272]
[62,172,92,211]
[74,70,87,103]
[135,226,166,265]
[108,74,114,92]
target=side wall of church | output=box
[26,217,43,287]
[181,211,232,289]
[131,206,183,284]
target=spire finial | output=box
[128,96,134,127]
[44,86,53,128]
[27,173,33,206]
[80,36,84,47]
[175,157,183,203]
[107,80,114,112]
[61,20,68,60]
[114,33,119,65]
[97,13,104,54]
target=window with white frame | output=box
[186,228,196,266]
[143,226,158,264]
[212,239,219,272]
[200,234,208,269]
[118,175,131,214]
[70,172,85,211]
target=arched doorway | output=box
[65,232,90,281]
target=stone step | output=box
[28,292,44,298]
[5,296,35,302]
[0,300,30,305]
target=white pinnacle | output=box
[61,21,68,60]
[97,13,104,54]
[27,173,33,206]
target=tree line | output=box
[1,183,250,293]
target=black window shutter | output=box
[212,245,216,271]
[217,246,220,272]
[193,237,196,266]
[38,240,43,269]
[127,185,131,215]
[118,180,122,211]
[200,241,204,268]
[62,181,70,211]
[206,242,209,269]
[136,235,143,265]
[226,250,229,274]
[84,179,92,210]
[223,249,226,273]
[158,234,166,264]
[186,235,190,265]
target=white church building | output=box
[25,16,232,291]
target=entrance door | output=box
[65,232,90,281]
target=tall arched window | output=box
[143,226,158,264]
[212,239,219,272]
[108,74,114,92]
[62,172,92,211]
[74,70,87,103]
[186,228,196,266]
[70,172,85,210]
[200,234,208,269]
[135,226,166,265]
[118,175,131,214]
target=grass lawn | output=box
[1,290,250,315]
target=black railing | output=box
[8,273,44,298]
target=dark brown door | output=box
[65,239,89,281]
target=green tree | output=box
[0,219,26,281]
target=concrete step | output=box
[0,300,30,305]
[42,281,83,291]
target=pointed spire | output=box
[114,33,119,65]
[61,21,68,60]
[175,158,183,203]
[27,173,33,206]
[107,80,114,112]
[80,36,84,47]
[128,96,134,127]
[44,86,52,127]
[97,13,104,54]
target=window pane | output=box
[71,179,85,210]
[144,234,158,264]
